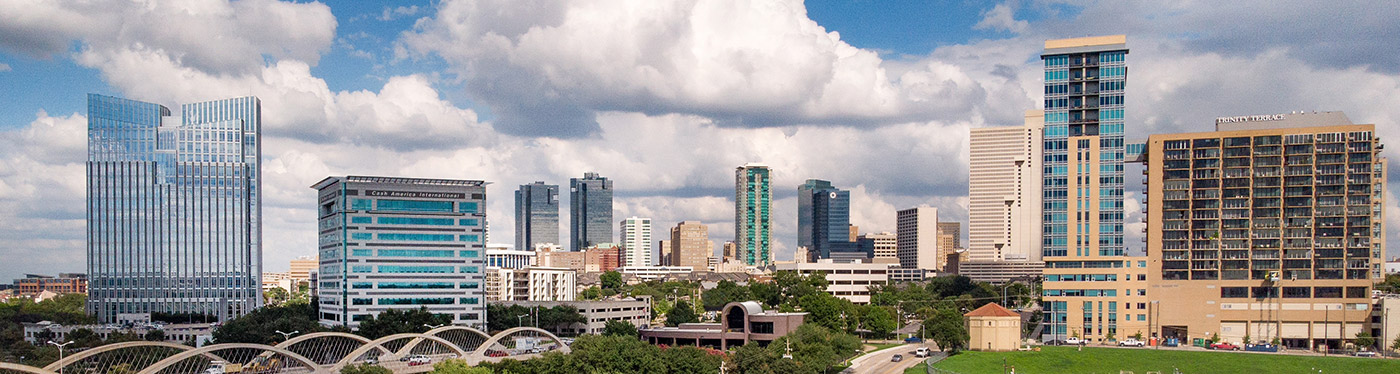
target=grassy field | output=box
[931,346,1399,373]
[904,361,928,373]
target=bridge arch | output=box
[0,362,59,374]
[397,325,493,355]
[329,333,467,373]
[42,341,228,373]
[135,343,322,374]
[275,332,389,365]
[471,327,571,358]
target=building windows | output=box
[376,199,454,212]
[377,233,456,242]
[351,199,372,210]
[351,217,371,224]
[377,265,455,274]
[377,217,455,226]
[351,233,372,240]
[378,249,455,257]
[352,249,372,256]
[351,266,372,273]
[379,297,454,305]
[1221,287,1248,298]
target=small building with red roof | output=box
[965,302,1022,352]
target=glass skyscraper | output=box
[570,172,613,251]
[798,179,854,260]
[86,94,262,323]
[1039,35,1148,344]
[515,182,559,251]
[735,164,772,266]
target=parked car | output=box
[406,355,432,366]
[1064,337,1083,345]
[915,347,930,357]
[1118,338,1145,347]
[904,336,923,343]
[1354,351,1378,357]
[891,354,904,362]
[1208,342,1240,351]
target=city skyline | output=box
[2,1,1400,280]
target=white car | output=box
[406,355,432,366]
[915,347,930,357]
[1064,337,1083,345]
[1118,338,1145,347]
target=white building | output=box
[620,217,653,267]
[618,266,694,282]
[486,245,537,270]
[969,110,1044,263]
[857,232,898,261]
[774,260,891,304]
[896,206,940,271]
[485,266,576,302]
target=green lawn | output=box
[931,346,1399,373]
[868,342,904,352]
[903,361,928,374]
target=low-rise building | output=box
[957,261,1045,284]
[774,260,891,304]
[486,246,537,270]
[619,266,696,282]
[965,303,1021,352]
[24,321,215,345]
[494,296,651,336]
[486,266,577,301]
[1370,295,1400,353]
[13,274,87,297]
[640,301,805,349]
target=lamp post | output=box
[516,314,526,328]
[274,330,299,342]
[48,340,74,374]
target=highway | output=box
[846,344,930,374]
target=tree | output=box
[355,307,451,339]
[924,308,968,353]
[1355,331,1376,350]
[797,293,849,331]
[702,280,753,310]
[749,282,782,308]
[264,287,289,305]
[538,305,587,335]
[432,359,494,374]
[341,363,392,374]
[1132,331,1144,341]
[601,271,624,291]
[665,300,699,326]
[1391,335,1400,352]
[581,286,602,300]
[212,302,326,344]
[862,306,895,338]
[144,329,166,342]
[601,320,638,337]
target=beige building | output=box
[774,260,890,304]
[966,303,1022,352]
[858,232,898,261]
[485,266,577,302]
[1145,112,1387,350]
[896,206,941,271]
[289,256,317,284]
[669,221,713,271]
[969,110,1044,263]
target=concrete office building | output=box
[516,182,560,252]
[486,246,537,270]
[1144,112,1388,350]
[957,261,1044,285]
[736,164,773,266]
[937,222,961,260]
[641,301,806,349]
[896,206,941,271]
[620,217,653,267]
[774,261,891,304]
[584,243,622,272]
[570,172,613,251]
[970,110,1045,263]
[494,297,651,336]
[289,256,317,285]
[857,232,898,261]
[670,221,713,271]
[86,94,262,323]
[798,179,856,261]
[1038,35,1149,344]
[484,266,576,302]
[618,266,695,282]
[14,274,87,297]
[312,176,487,328]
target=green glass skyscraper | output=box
[735,163,772,266]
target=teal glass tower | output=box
[570,172,613,251]
[86,94,262,323]
[735,164,772,266]
[515,182,559,251]
[798,179,853,260]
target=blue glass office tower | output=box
[312,176,487,328]
[570,172,613,251]
[86,94,261,323]
[735,164,772,266]
[1040,36,1139,344]
[515,182,559,251]
[798,179,855,260]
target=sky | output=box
[0,0,1398,280]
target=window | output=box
[377,233,456,241]
[376,199,453,212]
[352,298,373,305]
[459,219,480,226]
[351,265,372,273]
[458,202,480,213]
[351,217,371,224]
[377,217,455,226]
[350,199,371,210]
[459,297,480,305]
[1221,287,1248,298]
[378,282,454,289]
[378,265,455,274]
[460,266,480,273]
[1251,287,1278,298]
[460,250,480,258]
[1283,287,1310,298]
[460,282,479,289]
[459,234,481,242]
[350,233,372,240]
[378,249,455,257]
[352,282,372,289]
[1345,287,1369,298]
[379,297,454,305]
[352,249,372,256]
[1314,287,1342,298]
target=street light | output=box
[274,330,299,342]
[516,314,526,328]
[423,323,445,330]
[48,340,74,374]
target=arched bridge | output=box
[1,326,570,374]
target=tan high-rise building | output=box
[970,111,1043,262]
[896,206,940,271]
[669,221,712,272]
[857,232,898,261]
[658,240,672,266]
[288,256,317,284]
[848,225,859,242]
[1145,112,1387,349]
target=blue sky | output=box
[1,0,1398,279]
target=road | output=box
[847,344,929,374]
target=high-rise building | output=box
[937,223,962,268]
[857,232,898,261]
[570,172,613,251]
[515,182,560,251]
[1145,112,1387,349]
[970,110,1044,262]
[658,240,672,266]
[312,176,487,328]
[798,179,856,261]
[669,221,713,271]
[86,94,262,323]
[288,256,318,286]
[620,217,653,267]
[735,164,773,266]
[1038,35,1147,344]
[584,243,622,272]
[896,206,940,271]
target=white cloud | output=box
[974,3,1028,34]
[0,62,10,72]
[379,5,422,21]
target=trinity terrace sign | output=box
[1215,114,1286,124]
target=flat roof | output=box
[1045,35,1127,49]
[311,175,488,189]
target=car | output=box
[1208,342,1240,351]
[915,347,930,357]
[485,350,508,358]
[406,355,432,366]
[891,354,904,362]
[904,336,923,343]
[1354,351,1378,357]
[1064,337,1083,345]
[1118,338,1145,347]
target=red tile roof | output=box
[964,303,1019,317]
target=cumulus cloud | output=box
[0,63,10,72]
[379,5,422,21]
[398,0,1024,136]
[975,3,1028,34]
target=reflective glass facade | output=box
[798,179,854,260]
[735,164,772,265]
[515,182,559,251]
[86,94,262,322]
[570,172,613,251]
[313,176,487,328]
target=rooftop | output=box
[964,302,1020,318]
[311,175,488,189]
